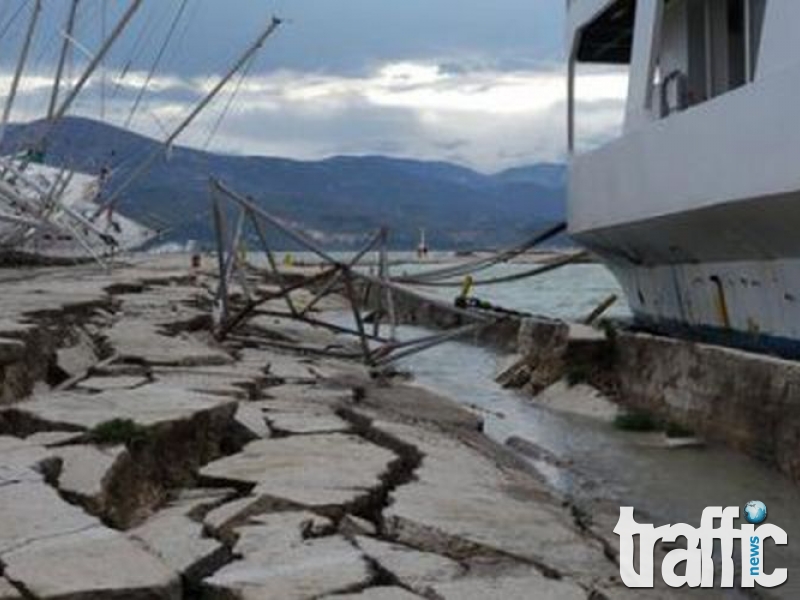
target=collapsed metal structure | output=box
[208,178,594,370]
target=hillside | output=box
[1,117,567,250]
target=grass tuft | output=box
[88,419,151,446]
[614,410,660,432]
[664,421,696,439]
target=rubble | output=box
[0,255,650,599]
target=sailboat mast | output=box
[97,16,284,214]
[50,0,144,124]
[48,0,81,121]
[0,0,43,145]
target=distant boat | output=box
[0,1,282,265]
[565,0,800,356]
[416,228,429,259]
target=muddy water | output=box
[391,329,800,595]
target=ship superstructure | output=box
[565,0,800,354]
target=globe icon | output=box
[744,501,768,524]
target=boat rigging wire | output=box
[394,222,567,284]
[106,5,162,107]
[202,53,258,150]
[0,0,29,46]
[400,250,590,287]
[125,0,190,129]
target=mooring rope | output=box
[401,250,589,287]
[395,222,566,284]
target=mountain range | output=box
[1,117,567,250]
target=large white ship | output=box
[565,0,800,355]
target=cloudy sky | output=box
[0,0,626,172]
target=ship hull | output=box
[568,56,800,357]
[602,258,800,358]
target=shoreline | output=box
[0,253,630,599]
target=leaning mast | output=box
[0,0,43,145]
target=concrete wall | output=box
[614,330,800,480]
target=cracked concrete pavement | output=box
[0,254,699,599]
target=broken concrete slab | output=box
[431,572,586,600]
[234,512,335,554]
[340,515,378,537]
[234,403,270,439]
[202,499,334,546]
[354,536,464,593]
[203,535,371,600]
[55,333,97,379]
[200,434,397,515]
[249,315,339,348]
[0,338,25,366]
[378,421,614,581]
[322,588,422,600]
[0,578,23,600]
[131,513,229,581]
[77,375,150,391]
[54,444,127,513]
[0,436,60,485]
[3,526,181,600]
[24,431,84,447]
[3,383,235,431]
[533,380,619,422]
[203,496,268,543]
[164,487,239,520]
[106,318,232,367]
[0,481,98,555]
[265,411,352,436]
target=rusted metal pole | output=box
[342,270,373,365]
[583,294,618,325]
[211,194,230,328]
[247,208,298,316]
[217,267,339,339]
[373,321,489,367]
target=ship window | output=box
[664,0,767,114]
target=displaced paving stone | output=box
[165,487,238,519]
[0,482,97,555]
[0,437,60,485]
[533,380,619,421]
[131,513,229,581]
[340,515,378,537]
[200,434,397,514]
[55,335,97,378]
[54,444,127,512]
[233,512,335,555]
[0,338,25,365]
[24,431,83,447]
[265,411,352,436]
[256,351,319,382]
[0,578,23,599]
[431,572,585,600]
[3,384,235,431]
[78,375,150,391]
[323,587,422,600]
[234,404,270,439]
[3,526,181,600]
[203,535,371,600]
[379,422,614,581]
[266,383,352,404]
[354,536,464,593]
[249,315,338,348]
[106,318,232,366]
[204,496,268,543]
[204,499,331,546]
